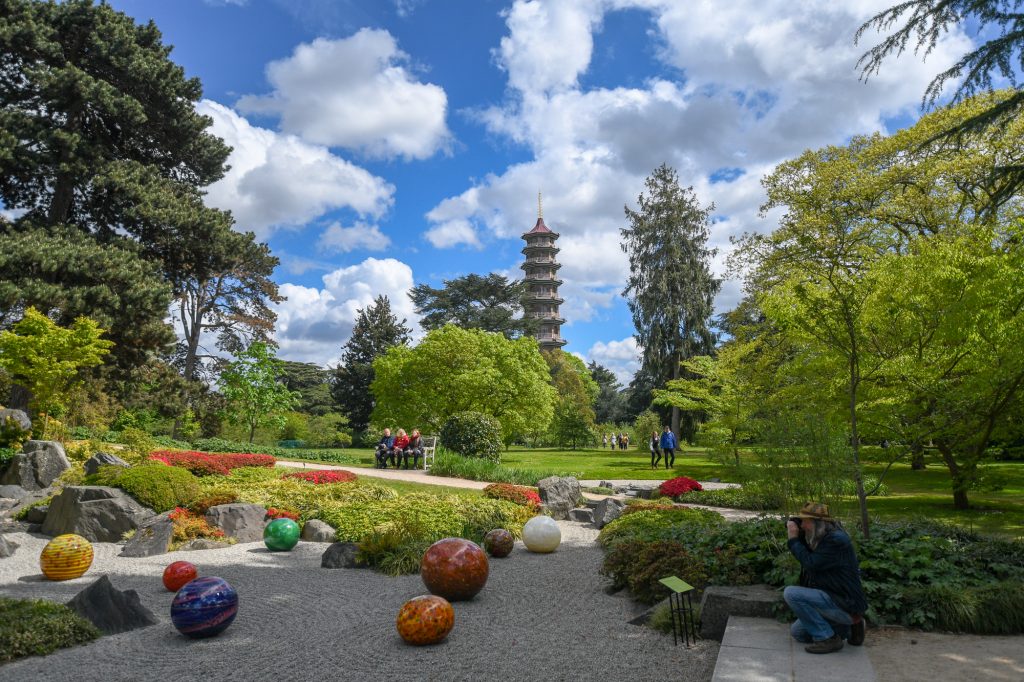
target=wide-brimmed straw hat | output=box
[795,502,833,520]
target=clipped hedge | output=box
[482,483,541,508]
[90,464,200,512]
[440,412,501,462]
[0,597,100,663]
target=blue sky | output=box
[105,0,973,383]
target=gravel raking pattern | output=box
[0,523,718,681]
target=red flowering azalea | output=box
[658,476,703,498]
[483,483,542,508]
[265,507,300,521]
[283,469,357,485]
[149,450,276,476]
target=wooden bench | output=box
[421,436,438,471]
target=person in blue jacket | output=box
[374,428,395,469]
[784,502,868,654]
[658,426,677,469]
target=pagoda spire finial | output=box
[537,191,543,220]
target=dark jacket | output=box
[649,435,660,453]
[787,528,868,615]
[377,434,395,449]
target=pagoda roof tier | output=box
[538,338,568,349]
[521,261,562,270]
[521,217,560,240]
[521,244,560,255]
[524,276,563,286]
[524,295,564,304]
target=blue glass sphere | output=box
[171,576,239,638]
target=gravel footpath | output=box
[0,522,718,682]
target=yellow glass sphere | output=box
[40,534,94,581]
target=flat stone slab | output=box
[712,616,876,682]
[700,584,780,641]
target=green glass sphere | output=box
[263,518,300,551]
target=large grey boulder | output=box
[205,503,268,542]
[0,484,28,500]
[23,504,48,524]
[301,519,336,543]
[0,408,31,433]
[0,533,18,558]
[41,486,155,542]
[0,440,71,490]
[66,575,158,635]
[699,584,781,641]
[321,542,362,568]
[536,476,582,520]
[592,497,626,529]
[120,512,174,557]
[84,451,131,477]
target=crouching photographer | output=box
[784,502,868,654]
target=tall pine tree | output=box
[621,164,720,442]
[331,296,411,433]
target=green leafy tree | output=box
[588,361,629,424]
[331,295,411,432]
[545,351,597,449]
[218,342,297,443]
[409,273,539,339]
[0,0,229,229]
[173,224,281,384]
[370,325,555,443]
[857,1,1024,207]
[0,307,113,436]
[0,225,174,372]
[652,346,759,466]
[621,164,720,442]
[277,361,333,416]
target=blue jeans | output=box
[783,586,853,642]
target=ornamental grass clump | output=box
[0,597,99,663]
[482,483,541,508]
[283,469,358,485]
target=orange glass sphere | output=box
[163,561,199,592]
[396,595,454,646]
[420,538,489,601]
[40,534,94,581]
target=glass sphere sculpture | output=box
[40,534,93,581]
[163,561,198,592]
[420,538,489,601]
[396,595,455,646]
[522,515,561,553]
[171,576,238,638]
[483,529,514,558]
[263,518,300,551]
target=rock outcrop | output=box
[41,486,154,542]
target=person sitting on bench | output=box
[390,428,410,468]
[401,429,424,470]
[374,428,394,469]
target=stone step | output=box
[712,616,876,682]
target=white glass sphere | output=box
[522,515,561,553]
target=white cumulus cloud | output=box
[237,29,451,160]
[586,337,641,386]
[318,221,391,254]
[273,257,419,367]
[199,100,393,239]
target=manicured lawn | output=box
[498,446,730,481]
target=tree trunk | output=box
[7,385,31,412]
[910,440,926,470]
[46,101,85,226]
[670,353,681,446]
[936,440,970,510]
[249,422,256,443]
[847,341,870,539]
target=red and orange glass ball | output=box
[420,537,489,601]
[163,561,198,592]
[483,528,514,558]
[40,534,93,581]
[396,595,454,646]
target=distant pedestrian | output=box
[659,426,677,469]
[602,434,608,449]
[649,432,662,469]
[610,433,618,450]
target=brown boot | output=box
[804,634,844,654]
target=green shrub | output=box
[91,463,200,512]
[646,601,676,635]
[431,447,581,486]
[0,414,31,450]
[189,489,240,515]
[678,487,780,511]
[0,446,16,472]
[0,597,99,663]
[14,496,52,520]
[192,437,277,455]
[440,411,502,462]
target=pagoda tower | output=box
[521,194,566,350]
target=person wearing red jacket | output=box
[390,429,410,468]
